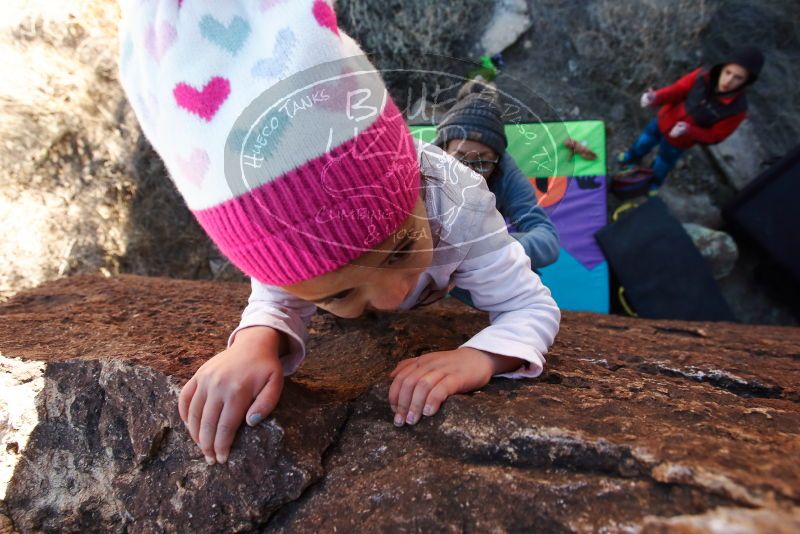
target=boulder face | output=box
[0,274,799,532]
[706,120,771,191]
[1,358,346,533]
[682,223,739,280]
[473,0,532,57]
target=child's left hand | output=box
[388,347,523,426]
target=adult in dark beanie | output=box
[436,80,560,271]
[618,46,765,191]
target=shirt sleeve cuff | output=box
[494,360,545,379]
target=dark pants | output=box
[625,118,685,189]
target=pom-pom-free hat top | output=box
[118,0,420,285]
[434,82,508,157]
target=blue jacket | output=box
[488,153,560,269]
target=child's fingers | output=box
[198,396,224,464]
[389,357,417,378]
[213,395,251,464]
[246,372,284,426]
[423,375,461,418]
[394,366,439,425]
[406,370,446,425]
[388,360,421,412]
[178,377,198,424]
[187,385,208,445]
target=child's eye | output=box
[317,288,353,306]
[387,240,415,265]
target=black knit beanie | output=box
[728,46,765,84]
[435,83,507,156]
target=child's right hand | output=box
[178,326,285,465]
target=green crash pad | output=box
[410,121,609,313]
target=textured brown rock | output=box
[2,358,345,533]
[0,501,15,534]
[1,274,799,532]
[0,276,347,532]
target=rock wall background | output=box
[0,0,237,306]
[1,0,798,323]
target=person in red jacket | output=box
[618,46,765,190]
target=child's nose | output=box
[370,280,413,311]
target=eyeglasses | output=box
[457,156,499,174]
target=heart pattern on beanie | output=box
[176,149,210,188]
[144,22,177,63]
[120,34,134,68]
[251,28,296,78]
[135,94,153,124]
[119,0,421,286]
[200,15,251,55]
[260,0,287,12]
[312,0,339,36]
[316,67,362,112]
[173,77,231,122]
[245,110,290,161]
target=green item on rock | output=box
[467,55,499,82]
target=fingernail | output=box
[205,455,216,466]
[423,404,434,416]
[216,454,228,464]
[248,413,263,426]
[406,411,417,425]
[393,413,405,427]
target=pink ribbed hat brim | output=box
[193,99,420,286]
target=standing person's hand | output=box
[669,121,689,138]
[640,88,656,108]
[178,326,285,465]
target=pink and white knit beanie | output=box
[117,0,420,286]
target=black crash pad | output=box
[723,144,800,285]
[596,197,735,322]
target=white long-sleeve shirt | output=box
[228,141,561,379]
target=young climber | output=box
[435,81,560,270]
[118,0,560,466]
[618,46,765,191]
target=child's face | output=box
[283,195,434,318]
[718,64,749,93]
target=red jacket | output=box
[653,67,747,149]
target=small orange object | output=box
[530,176,568,208]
